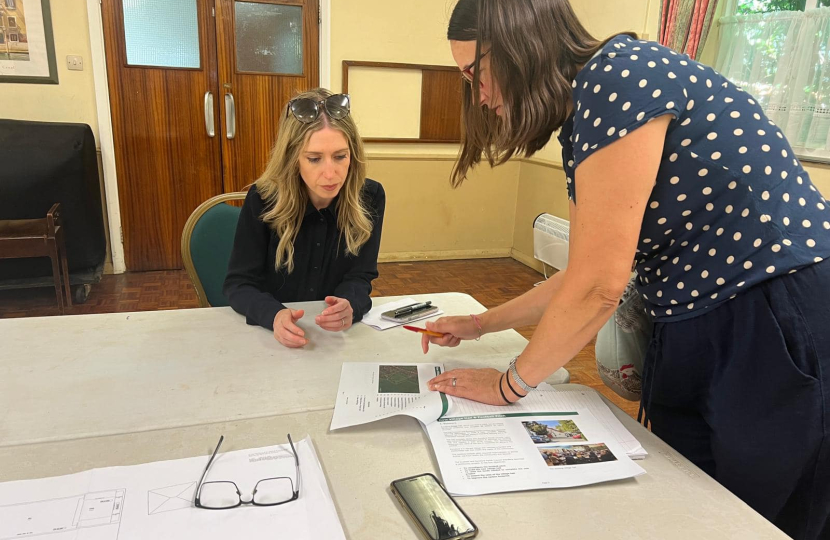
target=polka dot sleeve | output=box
[571,40,690,168]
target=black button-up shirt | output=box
[223,179,385,330]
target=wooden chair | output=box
[0,203,72,314]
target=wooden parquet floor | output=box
[0,258,639,419]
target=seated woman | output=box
[224,89,385,348]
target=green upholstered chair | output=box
[181,191,248,308]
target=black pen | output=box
[394,301,432,316]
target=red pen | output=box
[403,325,444,338]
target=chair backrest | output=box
[181,192,247,308]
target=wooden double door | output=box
[101,0,319,270]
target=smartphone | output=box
[381,305,440,323]
[390,473,478,540]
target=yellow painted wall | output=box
[368,157,520,260]
[808,163,830,197]
[331,0,459,157]
[0,0,99,142]
[510,161,569,272]
[645,0,661,40]
[698,0,726,67]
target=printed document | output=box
[0,437,344,540]
[424,389,646,495]
[330,365,646,494]
[538,383,647,459]
[330,362,450,430]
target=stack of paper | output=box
[360,298,444,331]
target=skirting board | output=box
[378,248,511,263]
[510,248,545,273]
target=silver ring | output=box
[452,377,457,388]
[341,318,345,327]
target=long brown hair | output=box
[255,88,372,274]
[448,0,636,187]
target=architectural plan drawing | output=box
[0,489,124,540]
[146,482,196,515]
[0,438,344,539]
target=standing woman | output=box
[423,1,830,538]
[224,89,385,348]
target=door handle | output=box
[225,93,236,140]
[204,91,215,137]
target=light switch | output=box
[66,55,84,71]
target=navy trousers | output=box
[642,259,830,540]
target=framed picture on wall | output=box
[0,0,58,84]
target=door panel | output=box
[214,0,319,193]
[102,0,223,271]
[101,0,319,269]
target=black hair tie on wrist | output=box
[498,374,512,405]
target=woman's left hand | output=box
[428,368,509,406]
[316,296,353,332]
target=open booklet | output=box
[329,363,449,430]
[330,363,646,495]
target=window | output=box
[9,33,18,41]
[737,0,806,13]
[0,32,4,45]
[8,17,15,28]
[716,0,830,161]
[4,0,15,9]
[122,0,201,68]
[735,0,829,12]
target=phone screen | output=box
[392,474,477,540]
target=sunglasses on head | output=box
[286,93,351,124]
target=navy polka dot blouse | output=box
[558,35,830,322]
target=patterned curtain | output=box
[659,0,721,59]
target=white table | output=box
[0,293,567,446]
[0,293,787,539]
[0,396,786,539]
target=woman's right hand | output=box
[273,308,308,348]
[421,315,481,354]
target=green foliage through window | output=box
[736,0,807,14]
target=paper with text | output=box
[330,363,450,430]
[425,389,646,495]
[536,383,647,459]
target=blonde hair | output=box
[255,88,372,273]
